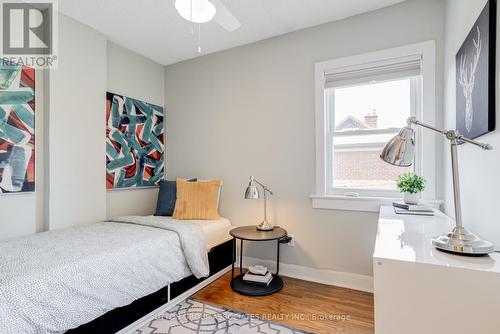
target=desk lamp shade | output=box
[380,126,415,167]
[245,179,259,200]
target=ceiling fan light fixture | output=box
[175,0,216,23]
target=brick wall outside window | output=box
[333,148,412,189]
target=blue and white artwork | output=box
[0,61,35,194]
[106,92,164,189]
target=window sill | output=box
[310,195,443,213]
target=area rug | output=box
[134,299,311,334]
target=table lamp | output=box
[380,117,494,255]
[244,176,274,231]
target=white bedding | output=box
[178,217,232,249]
[0,216,232,334]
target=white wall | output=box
[444,0,500,250]
[164,0,445,280]
[47,14,107,229]
[0,194,36,239]
[106,42,165,217]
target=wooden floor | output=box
[193,271,374,334]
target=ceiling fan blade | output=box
[211,0,241,32]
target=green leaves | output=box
[397,172,426,194]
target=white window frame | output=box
[312,41,439,212]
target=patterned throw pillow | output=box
[173,179,221,220]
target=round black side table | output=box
[229,226,287,296]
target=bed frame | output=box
[66,239,233,334]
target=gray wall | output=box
[0,14,107,237]
[443,0,500,249]
[106,42,165,217]
[48,14,107,229]
[164,0,445,277]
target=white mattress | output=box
[196,217,233,249]
[157,216,233,249]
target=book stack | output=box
[243,265,273,286]
[393,201,434,216]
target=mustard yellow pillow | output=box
[173,179,221,220]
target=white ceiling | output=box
[58,0,405,66]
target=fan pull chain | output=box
[190,0,194,35]
[197,24,202,53]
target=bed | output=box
[0,216,233,334]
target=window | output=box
[313,42,437,211]
[326,73,420,194]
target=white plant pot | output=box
[403,192,419,205]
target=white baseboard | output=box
[243,256,373,293]
[116,265,232,334]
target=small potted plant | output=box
[396,172,426,205]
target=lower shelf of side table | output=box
[230,273,283,296]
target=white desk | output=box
[373,206,500,334]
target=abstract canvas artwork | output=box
[0,61,35,194]
[456,0,496,140]
[106,92,165,189]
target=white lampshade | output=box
[175,0,216,23]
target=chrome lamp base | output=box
[256,220,274,231]
[432,226,494,255]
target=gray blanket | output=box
[110,215,209,278]
[0,217,209,334]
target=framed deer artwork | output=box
[456,0,496,140]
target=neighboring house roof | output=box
[334,113,393,150]
[334,130,398,149]
[335,116,369,131]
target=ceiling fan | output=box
[174,0,241,32]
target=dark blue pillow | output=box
[155,179,196,216]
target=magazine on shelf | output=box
[243,271,273,285]
[394,207,434,216]
[393,201,433,212]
